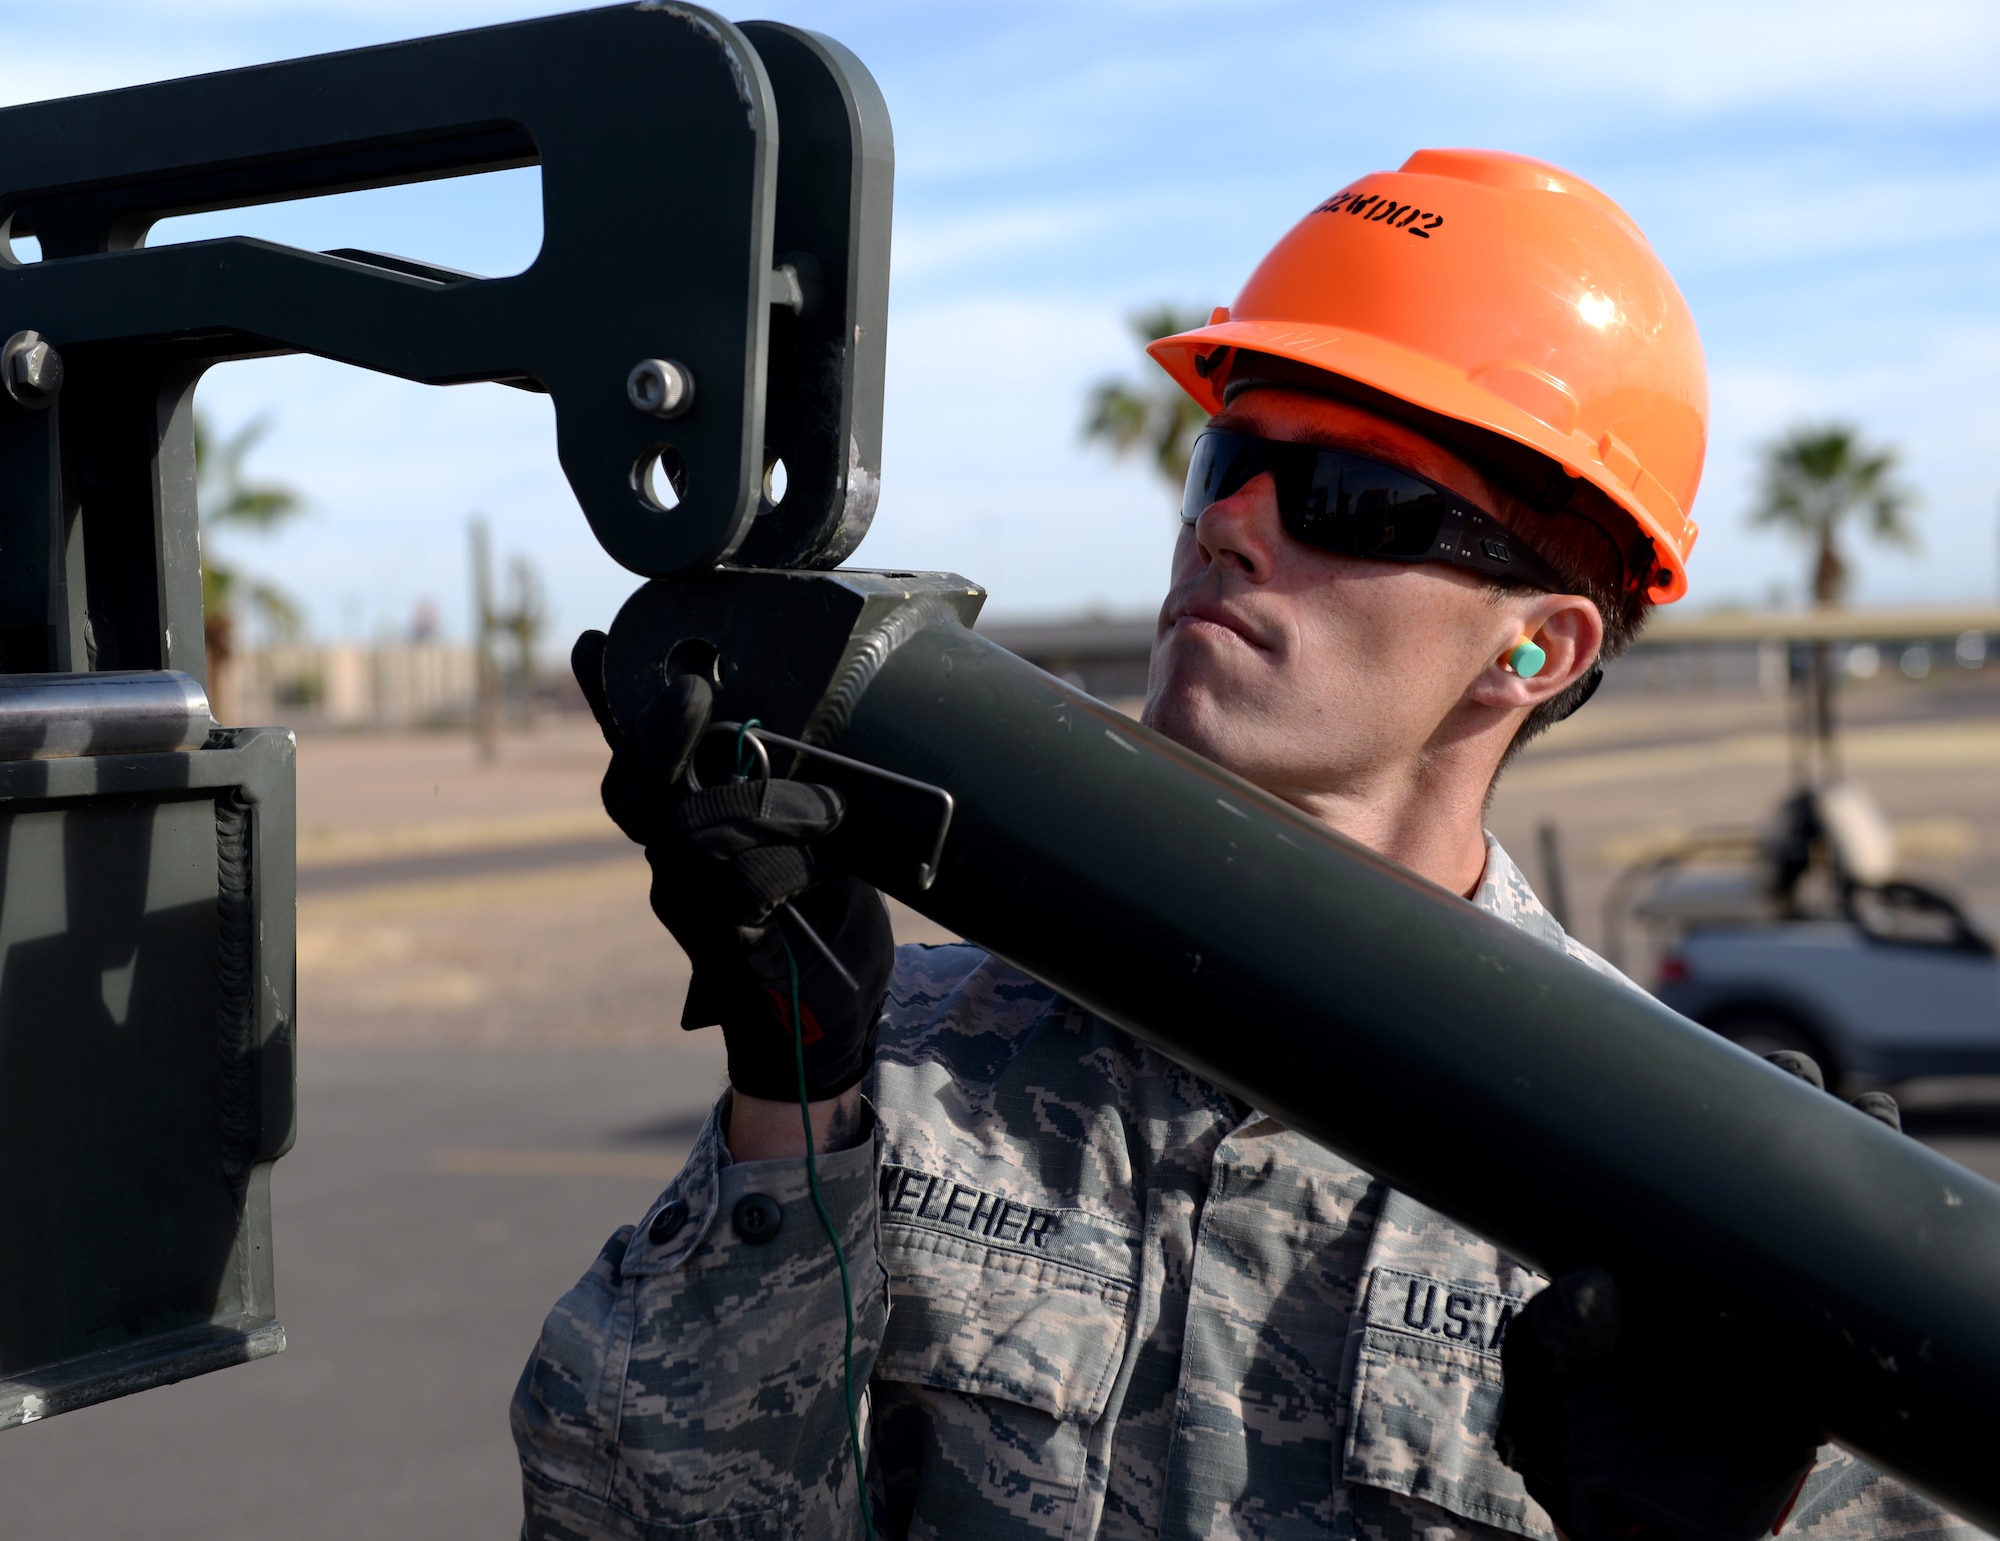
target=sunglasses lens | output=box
[1182,433,1451,562]
[1179,430,1563,588]
[1286,457,1448,557]
[1181,431,1266,524]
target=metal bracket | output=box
[0,5,893,680]
[0,5,894,1428]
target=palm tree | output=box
[196,413,305,719]
[1750,424,1916,784]
[1750,424,1915,608]
[1081,304,1212,497]
[501,553,548,723]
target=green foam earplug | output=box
[1508,639,1547,678]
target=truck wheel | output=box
[1706,1013,1842,1089]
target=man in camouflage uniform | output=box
[513,151,1978,1541]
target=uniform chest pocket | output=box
[873,1164,1140,1425]
[1343,1267,1556,1541]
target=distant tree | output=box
[501,553,547,721]
[1081,304,1212,498]
[1750,424,1915,607]
[196,413,305,718]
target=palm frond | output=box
[1126,304,1207,349]
[1081,303,1214,503]
[1748,423,1916,606]
[195,411,306,530]
[195,409,308,671]
[246,581,303,643]
[1082,381,1152,453]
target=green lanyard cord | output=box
[734,718,763,779]
[782,923,878,1540]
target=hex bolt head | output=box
[2,330,63,410]
[627,358,693,419]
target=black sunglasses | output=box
[1180,429,1567,592]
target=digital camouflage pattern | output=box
[514,837,1976,1540]
[513,1108,888,1539]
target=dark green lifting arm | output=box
[0,4,889,1426]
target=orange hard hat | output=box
[1148,148,1706,603]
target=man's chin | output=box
[1140,680,1231,764]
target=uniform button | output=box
[647,1198,688,1245]
[732,1192,783,1245]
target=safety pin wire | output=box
[781,922,878,1541]
[780,903,861,993]
[726,717,862,993]
[713,719,955,895]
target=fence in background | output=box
[979,609,2000,706]
[227,609,2000,731]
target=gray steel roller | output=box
[0,671,211,761]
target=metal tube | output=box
[0,671,211,760]
[828,618,2000,1527]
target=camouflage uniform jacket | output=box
[514,836,1972,1541]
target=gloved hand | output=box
[572,630,894,1102]
[1496,1267,1820,1541]
[1496,1048,1899,1541]
[1762,1048,1902,1130]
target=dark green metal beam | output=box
[0,6,894,1425]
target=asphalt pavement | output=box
[5,1042,1997,1540]
[298,833,632,897]
[0,1044,727,1541]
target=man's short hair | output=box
[1221,353,1654,767]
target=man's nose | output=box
[1193,471,1280,581]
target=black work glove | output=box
[1496,1268,1819,1541]
[572,630,894,1102]
[1496,1048,1898,1541]
[1762,1049,1902,1131]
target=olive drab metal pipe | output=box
[601,569,2000,1530]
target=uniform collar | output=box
[1467,833,1569,952]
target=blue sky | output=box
[6,0,2000,642]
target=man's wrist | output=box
[724,1086,868,1162]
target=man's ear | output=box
[1468,594,1604,710]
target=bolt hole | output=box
[762,454,788,509]
[665,638,724,687]
[636,446,687,512]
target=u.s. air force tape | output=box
[1365,1267,1528,1358]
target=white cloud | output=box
[1412,0,2000,120]
[1610,157,2000,280]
